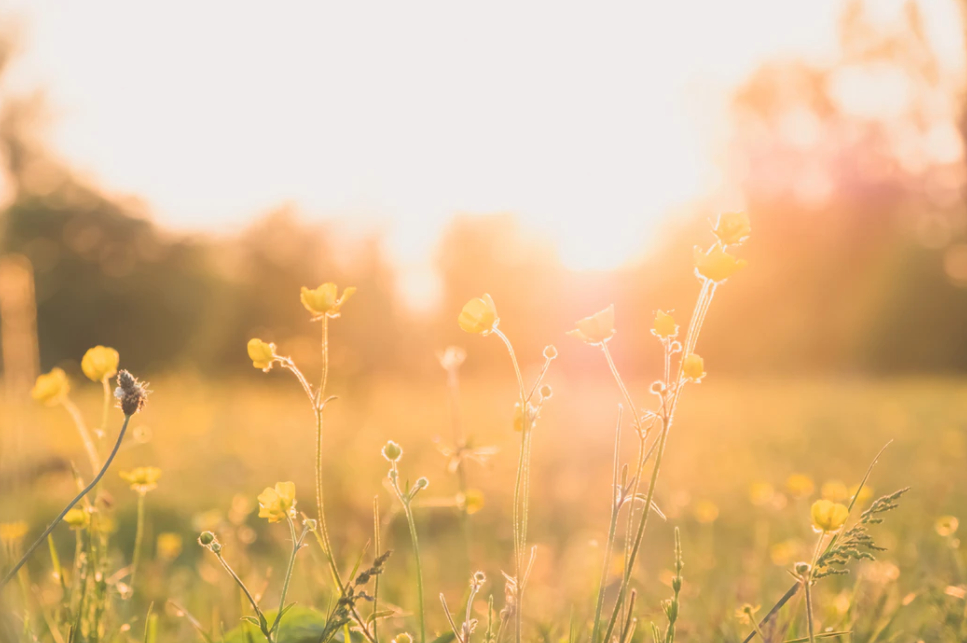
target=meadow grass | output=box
[0,219,963,642]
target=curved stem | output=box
[1,415,131,590]
[493,329,525,398]
[62,397,101,474]
[403,503,425,643]
[215,553,268,640]
[591,409,623,643]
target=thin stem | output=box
[390,469,426,643]
[271,517,305,636]
[601,345,642,434]
[591,408,623,643]
[62,397,101,474]
[372,497,381,643]
[804,580,815,643]
[1,415,131,590]
[130,492,146,588]
[215,553,268,640]
[99,378,111,438]
[446,364,472,570]
[493,329,525,399]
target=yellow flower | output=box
[936,515,959,537]
[749,482,775,507]
[693,245,747,282]
[811,499,849,533]
[247,338,277,371]
[459,489,485,515]
[735,604,760,624]
[683,354,705,382]
[120,467,162,494]
[81,346,120,382]
[0,521,29,547]
[713,212,751,246]
[849,484,873,505]
[300,283,356,320]
[786,474,815,498]
[769,540,798,566]
[566,305,616,345]
[258,481,297,523]
[693,500,719,524]
[393,634,413,643]
[652,310,678,339]
[821,480,849,502]
[31,368,70,406]
[458,294,499,336]
[64,508,90,530]
[156,532,183,560]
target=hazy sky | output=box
[3,0,964,281]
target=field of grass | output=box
[3,371,965,642]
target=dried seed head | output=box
[115,370,148,416]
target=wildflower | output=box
[735,603,760,624]
[458,489,485,515]
[683,354,705,382]
[0,521,29,550]
[247,338,277,371]
[258,481,297,523]
[652,310,679,339]
[472,570,487,586]
[458,294,499,336]
[63,508,89,530]
[693,245,747,282]
[513,402,539,432]
[849,483,873,505]
[566,305,616,345]
[693,500,719,524]
[437,346,466,371]
[393,634,413,643]
[81,346,120,382]
[382,440,403,462]
[712,212,751,246]
[156,533,183,560]
[936,515,959,537]
[749,482,775,507]
[301,283,356,320]
[114,370,149,416]
[120,467,162,494]
[786,474,815,498]
[821,480,849,503]
[31,368,70,406]
[811,499,849,533]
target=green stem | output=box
[591,410,623,643]
[215,553,271,641]
[131,492,146,588]
[271,517,306,637]
[372,498,382,643]
[403,503,426,643]
[1,415,131,590]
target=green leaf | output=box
[223,607,365,643]
[430,632,457,643]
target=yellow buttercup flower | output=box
[247,338,277,371]
[786,474,815,498]
[811,499,849,533]
[64,508,90,530]
[566,305,616,345]
[458,294,499,336]
[31,368,70,406]
[694,245,747,282]
[459,489,485,515]
[156,532,184,560]
[258,481,297,523]
[120,467,162,494]
[936,515,959,537]
[749,482,775,507]
[0,521,29,547]
[693,500,719,524]
[301,283,356,320]
[683,353,705,382]
[713,212,751,246]
[652,310,678,339]
[81,346,120,382]
[821,480,849,502]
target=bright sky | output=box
[2,1,964,290]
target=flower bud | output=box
[539,384,553,400]
[382,440,403,462]
[543,345,558,360]
[198,531,216,546]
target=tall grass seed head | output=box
[712,211,751,246]
[120,467,162,494]
[81,345,120,382]
[458,293,499,335]
[32,367,70,406]
[652,310,679,339]
[257,481,297,523]
[247,338,277,371]
[786,474,815,498]
[683,353,706,382]
[115,369,148,415]
[566,304,615,345]
[811,499,849,533]
[301,283,356,320]
[382,440,403,462]
[693,244,747,282]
